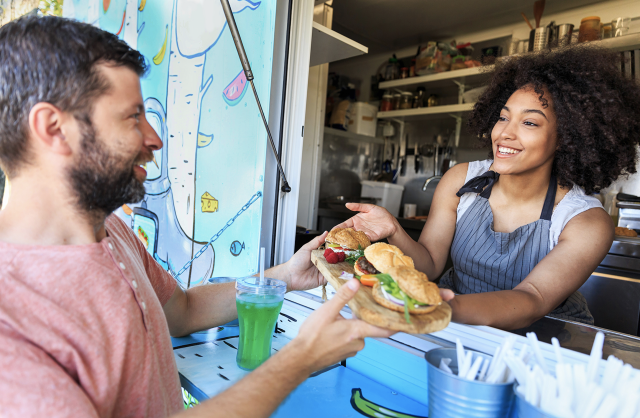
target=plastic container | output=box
[512,384,561,418]
[235,277,286,370]
[347,102,378,137]
[426,348,515,418]
[361,181,404,217]
[578,16,601,43]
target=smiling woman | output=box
[335,45,640,330]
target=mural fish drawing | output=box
[222,70,248,106]
[230,241,245,257]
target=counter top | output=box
[513,316,640,368]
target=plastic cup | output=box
[235,277,286,371]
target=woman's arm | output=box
[334,163,467,279]
[448,207,613,330]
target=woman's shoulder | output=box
[552,185,605,227]
[465,159,492,181]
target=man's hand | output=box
[275,232,328,292]
[287,278,395,373]
[333,203,399,242]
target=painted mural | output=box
[64,0,275,287]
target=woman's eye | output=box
[524,121,538,127]
[498,116,508,122]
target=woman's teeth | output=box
[498,146,521,155]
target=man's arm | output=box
[163,232,329,337]
[175,279,394,418]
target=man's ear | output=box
[28,103,72,156]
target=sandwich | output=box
[370,265,442,323]
[325,227,371,258]
[353,242,414,276]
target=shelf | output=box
[598,33,640,52]
[377,103,475,121]
[323,127,385,144]
[379,66,494,90]
[310,22,368,67]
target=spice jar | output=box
[427,94,439,107]
[400,92,413,109]
[380,93,393,112]
[415,87,426,108]
[578,16,601,43]
[400,67,409,79]
[412,95,420,108]
[392,93,401,110]
[409,59,416,77]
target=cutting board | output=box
[311,250,451,334]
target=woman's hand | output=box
[333,203,399,241]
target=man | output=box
[0,16,393,417]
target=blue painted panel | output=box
[271,366,428,418]
[171,326,240,348]
[347,338,429,407]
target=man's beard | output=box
[68,118,147,217]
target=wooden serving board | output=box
[311,250,451,334]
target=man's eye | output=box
[132,113,140,123]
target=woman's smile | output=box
[496,145,522,157]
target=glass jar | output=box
[427,94,439,107]
[412,95,419,108]
[578,16,601,43]
[392,93,402,110]
[415,87,426,108]
[601,23,612,39]
[380,93,393,112]
[400,67,409,79]
[399,92,413,109]
[385,58,400,80]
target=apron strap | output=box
[456,170,499,198]
[540,174,557,221]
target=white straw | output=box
[552,337,564,364]
[478,357,490,381]
[456,339,466,376]
[527,332,549,375]
[259,247,265,285]
[586,332,605,384]
[465,355,484,380]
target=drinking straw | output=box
[478,357,490,381]
[552,337,564,364]
[527,332,550,374]
[456,339,466,376]
[259,247,265,285]
[586,332,605,384]
[439,358,453,374]
[465,355,484,380]
[601,356,623,393]
[591,394,618,418]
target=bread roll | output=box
[364,243,414,273]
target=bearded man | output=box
[0,16,391,417]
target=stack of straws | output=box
[441,333,640,418]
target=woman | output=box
[338,46,640,330]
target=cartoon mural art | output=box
[350,389,427,418]
[65,0,276,286]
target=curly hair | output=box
[468,46,640,194]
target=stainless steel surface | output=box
[512,316,640,368]
[426,348,514,418]
[529,27,550,52]
[422,175,442,191]
[618,206,640,230]
[557,23,574,47]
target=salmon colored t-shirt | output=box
[0,215,182,417]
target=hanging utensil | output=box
[414,143,421,173]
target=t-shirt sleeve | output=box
[106,214,177,306]
[0,321,100,417]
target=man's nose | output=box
[140,115,163,151]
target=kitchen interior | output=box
[295,0,640,343]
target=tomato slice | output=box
[359,275,379,287]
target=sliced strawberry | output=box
[337,252,346,262]
[325,251,340,264]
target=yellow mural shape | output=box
[201,192,218,213]
[138,0,146,11]
[153,25,168,65]
[197,132,213,148]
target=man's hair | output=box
[468,45,640,194]
[0,16,146,177]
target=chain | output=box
[172,191,263,278]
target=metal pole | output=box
[220,0,291,193]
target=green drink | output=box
[235,277,286,371]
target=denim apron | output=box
[439,171,594,324]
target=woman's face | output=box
[491,86,557,176]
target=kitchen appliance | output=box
[361,181,404,217]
